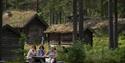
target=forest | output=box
[0,0,125,63]
[3,0,125,21]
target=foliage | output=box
[56,46,67,61]
[4,0,125,22]
[119,33,125,63]
[19,33,27,61]
[120,47,125,63]
[19,33,27,43]
[84,35,125,63]
[56,35,125,63]
[66,41,85,63]
[84,46,122,63]
[57,40,86,63]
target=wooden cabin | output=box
[45,23,93,45]
[0,25,23,61]
[46,32,73,45]
[3,11,48,44]
[45,23,73,45]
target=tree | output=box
[113,0,118,48]
[0,0,3,60]
[118,0,125,17]
[108,0,114,49]
[78,0,84,40]
[73,0,78,41]
[108,0,118,49]
[36,0,39,12]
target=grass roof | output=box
[45,18,125,33]
[3,10,36,27]
[45,23,73,33]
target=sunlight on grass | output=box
[23,35,125,63]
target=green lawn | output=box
[7,35,125,63]
[56,34,125,63]
[8,34,125,63]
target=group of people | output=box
[26,45,57,63]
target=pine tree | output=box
[78,0,84,41]
[0,0,3,60]
[73,0,78,41]
[108,0,114,49]
[113,0,118,48]
[108,0,118,49]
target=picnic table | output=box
[30,56,64,63]
[32,56,49,63]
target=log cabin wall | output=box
[0,25,22,61]
[24,16,47,44]
[46,32,73,45]
[46,29,93,45]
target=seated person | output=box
[26,45,37,63]
[36,45,46,62]
[46,47,57,63]
[37,45,45,56]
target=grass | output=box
[9,34,125,63]
[56,34,125,63]
[84,35,125,63]
[3,10,36,27]
[87,34,125,63]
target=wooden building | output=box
[3,11,48,44]
[0,25,22,61]
[45,23,73,45]
[46,32,73,45]
[45,23,93,45]
[1,10,48,61]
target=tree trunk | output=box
[108,0,118,49]
[73,0,78,41]
[0,0,3,60]
[78,0,84,41]
[49,9,52,25]
[55,11,58,24]
[113,0,118,48]
[36,0,39,12]
[59,11,62,24]
[52,10,55,24]
[108,0,114,49]
[100,0,104,18]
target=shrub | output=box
[120,47,125,63]
[57,46,67,61]
[66,40,85,63]
[57,40,86,63]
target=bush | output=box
[57,35,125,63]
[66,41,85,63]
[57,46,67,61]
[120,47,125,63]
[57,40,86,63]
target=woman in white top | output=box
[46,47,57,63]
[27,45,37,63]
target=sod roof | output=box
[3,10,36,28]
[45,23,73,33]
[45,18,125,33]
